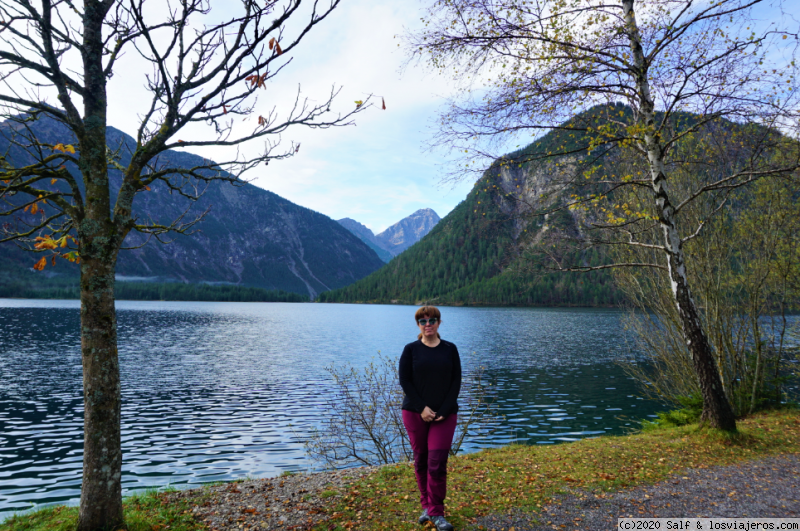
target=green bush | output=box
[642,395,703,430]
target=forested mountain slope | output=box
[0,115,384,299]
[318,110,624,306]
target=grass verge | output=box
[0,488,207,531]
[317,409,800,530]
[2,409,798,531]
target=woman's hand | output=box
[434,415,445,422]
[421,406,436,422]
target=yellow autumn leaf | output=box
[34,236,58,250]
[53,143,76,154]
[354,100,363,108]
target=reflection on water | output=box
[0,300,659,515]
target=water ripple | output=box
[0,300,671,516]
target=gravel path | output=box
[164,455,799,531]
[472,455,800,531]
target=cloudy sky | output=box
[22,0,795,234]
[245,0,478,233]
[100,0,479,235]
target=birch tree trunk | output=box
[623,0,737,432]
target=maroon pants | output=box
[402,410,458,517]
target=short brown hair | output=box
[415,306,441,340]
[414,306,441,321]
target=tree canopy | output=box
[409,0,800,431]
[0,1,367,528]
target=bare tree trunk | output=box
[78,257,123,531]
[77,4,124,525]
[624,0,737,432]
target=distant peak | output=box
[411,208,440,219]
[374,207,441,255]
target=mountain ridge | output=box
[0,115,385,299]
[318,109,624,306]
[337,208,441,263]
[336,218,395,263]
[375,208,440,256]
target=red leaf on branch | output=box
[247,73,268,89]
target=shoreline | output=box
[2,410,799,531]
[164,466,383,531]
[165,410,800,531]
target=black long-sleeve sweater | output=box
[399,339,462,418]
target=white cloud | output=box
[179,0,478,231]
[3,0,479,231]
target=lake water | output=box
[0,299,661,517]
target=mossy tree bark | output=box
[75,4,127,527]
[78,258,123,530]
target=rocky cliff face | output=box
[0,117,385,299]
[375,208,441,256]
[338,209,441,259]
[317,113,624,306]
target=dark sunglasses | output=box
[417,318,438,326]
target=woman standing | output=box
[399,306,462,531]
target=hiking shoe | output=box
[431,515,454,531]
[418,509,430,524]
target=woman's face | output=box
[417,315,441,338]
